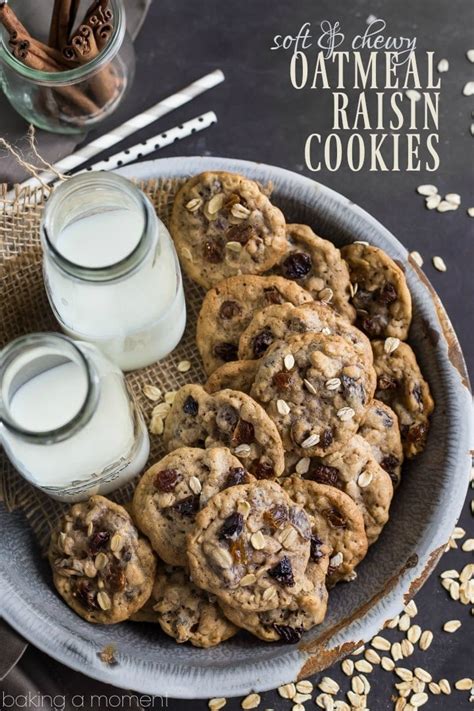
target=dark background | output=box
[1,0,473,709]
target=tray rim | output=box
[0,155,472,699]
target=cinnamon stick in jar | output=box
[0,2,29,37]
[12,46,100,115]
[49,0,81,49]
[70,24,117,107]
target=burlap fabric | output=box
[0,178,208,552]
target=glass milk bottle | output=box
[0,333,149,502]
[40,172,186,371]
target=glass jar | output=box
[0,333,150,502]
[41,172,186,371]
[0,0,134,134]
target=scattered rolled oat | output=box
[443,619,461,633]
[404,600,418,617]
[209,699,227,711]
[395,667,413,681]
[439,678,452,694]
[414,668,432,683]
[372,635,391,651]
[445,193,461,205]
[365,648,381,664]
[462,538,474,551]
[410,691,428,707]
[152,402,171,418]
[351,676,365,695]
[437,200,457,213]
[398,613,411,631]
[401,639,414,657]
[429,682,441,694]
[467,207,474,217]
[381,656,395,671]
[315,693,334,710]
[455,678,473,690]
[295,680,313,694]
[432,256,447,272]
[292,704,305,711]
[319,676,340,695]
[284,354,295,371]
[241,693,261,709]
[416,184,437,196]
[426,193,442,210]
[278,683,296,699]
[408,625,422,644]
[325,377,341,391]
[463,81,474,96]
[143,384,162,401]
[177,359,191,373]
[406,89,421,101]
[409,251,424,267]
[342,658,355,676]
[391,642,403,661]
[164,390,177,404]
[440,569,459,579]
[354,659,373,673]
[419,630,433,651]
[437,58,449,72]
[467,49,474,62]
[385,615,400,629]
[149,414,164,435]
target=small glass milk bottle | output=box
[0,333,149,502]
[41,172,186,371]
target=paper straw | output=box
[14,69,224,194]
[74,111,217,176]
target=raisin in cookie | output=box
[304,436,394,545]
[282,476,368,585]
[163,385,285,479]
[197,275,313,375]
[238,301,373,370]
[371,340,434,458]
[49,496,156,624]
[250,333,375,457]
[187,480,312,612]
[170,172,287,289]
[341,243,412,340]
[205,359,258,394]
[218,543,329,642]
[133,447,253,565]
[359,399,404,486]
[151,566,238,647]
[269,224,355,322]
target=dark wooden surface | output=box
[1,0,473,708]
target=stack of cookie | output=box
[48,171,434,647]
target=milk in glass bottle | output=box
[41,172,186,371]
[0,333,150,501]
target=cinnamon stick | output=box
[49,0,80,49]
[0,2,29,37]
[16,47,99,115]
[95,21,112,51]
[9,31,67,66]
[70,24,117,106]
